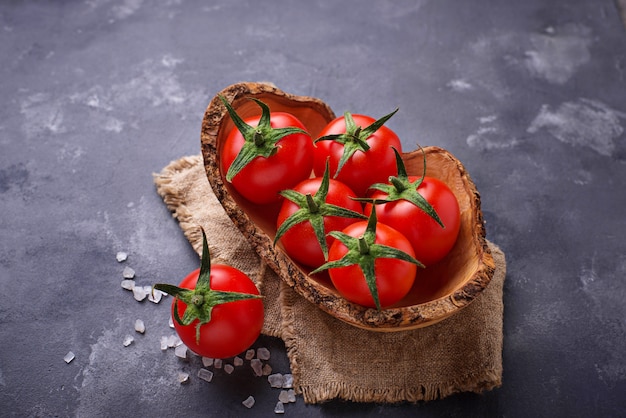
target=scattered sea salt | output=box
[202,357,214,367]
[122,266,135,279]
[233,356,243,367]
[282,374,293,389]
[134,319,145,334]
[224,364,234,374]
[160,336,169,351]
[121,279,135,290]
[274,401,285,414]
[64,351,75,364]
[116,252,128,262]
[250,359,263,377]
[174,344,188,359]
[178,372,190,384]
[257,347,270,360]
[213,358,223,369]
[123,335,134,347]
[168,316,174,328]
[242,396,255,409]
[198,368,214,382]
[245,349,255,360]
[268,373,284,388]
[286,389,296,403]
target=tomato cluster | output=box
[220,97,461,311]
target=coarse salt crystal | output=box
[116,252,128,262]
[122,266,135,279]
[250,359,263,377]
[242,396,255,409]
[202,357,214,367]
[178,372,189,384]
[123,335,134,347]
[132,286,147,302]
[233,356,243,367]
[134,319,145,334]
[224,364,234,374]
[268,373,284,388]
[160,336,168,351]
[213,358,223,369]
[274,401,285,414]
[287,389,296,403]
[121,279,135,290]
[262,364,272,376]
[174,344,188,359]
[256,347,270,360]
[198,368,214,382]
[278,390,290,403]
[282,374,293,389]
[167,335,181,348]
[64,351,75,364]
[245,349,255,360]
[147,288,163,304]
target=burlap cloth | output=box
[154,154,506,404]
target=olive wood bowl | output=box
[200,82,495,331]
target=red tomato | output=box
[366,176,460,266]
[326,221,417,309]
[313,112,402,197]
[221,105,314,205]
[172,267,264,359]
[276,177,364,268]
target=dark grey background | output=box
[1,1,625,417]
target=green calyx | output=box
[360,146,444,228]
[315,108,399,178]
[219,95,310,182]
[153,228,262,344]
[310,206,422,311]
[274,159,367,261]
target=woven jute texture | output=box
[154,154,506,404]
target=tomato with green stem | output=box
[363,147,461,267]
[311,207,422,310]
[153,229,264,359]
[313,109,402,197]
[275,160,366,269]
[219,96,314,205]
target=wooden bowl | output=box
[200,82,495,331]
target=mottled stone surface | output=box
[1,0,625,416]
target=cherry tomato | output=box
[323,220,418,309]
[171,266,264,359]
[220,97,314,205]
[276,176,365,268]
[154,229,264,359]
[366,176,460,266]
[313,111,402,197]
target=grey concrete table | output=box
[1,1,625,417]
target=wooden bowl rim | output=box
[200,82,495,332]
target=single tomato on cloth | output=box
[313,109,401,197]
[275,160,366,269]
[219,96,314,205]
[154,229,264,359]
[364,148,461,267]
[311,207,422,310]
